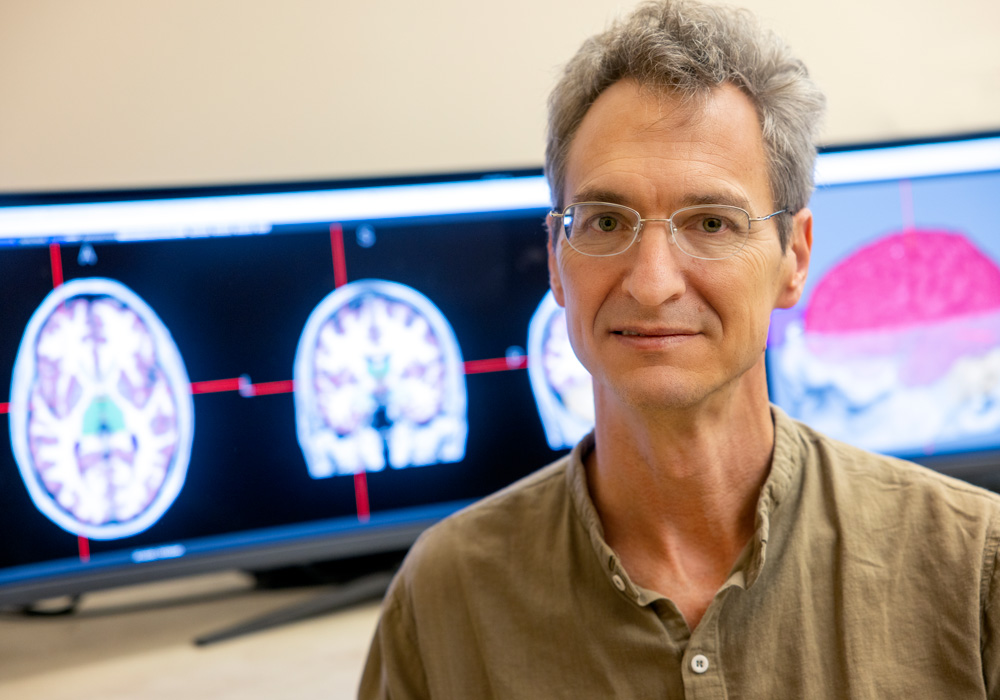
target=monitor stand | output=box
[193,551,403,646]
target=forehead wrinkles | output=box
[564,82,770,210]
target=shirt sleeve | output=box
[358,574,430,700]
[981,509,1000,698]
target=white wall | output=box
[0,0,997,192]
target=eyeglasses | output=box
[549,202,786,260]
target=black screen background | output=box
[0,209,563,573]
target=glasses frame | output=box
[549,201,787,260]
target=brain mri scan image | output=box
[770,229,1000,453]
[8,278,194,540]
[527,290,594,450]
[294,279,467,477]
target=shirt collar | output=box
[565,404,806,599]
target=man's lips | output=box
[612,328,698,337]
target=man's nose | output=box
[621,221,687,306]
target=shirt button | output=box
[611,574,626,591]
[690,654,710,674]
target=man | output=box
[360,1,1000,697]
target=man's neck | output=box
[585,370,775,627]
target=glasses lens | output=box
[670,205,751,260]
[562,203,639,256]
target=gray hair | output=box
[545,0,826,249]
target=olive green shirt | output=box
[360,407,1000,698]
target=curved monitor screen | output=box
[0,170,567,606]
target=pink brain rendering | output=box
[801,230,1000,386]
[9,279,193,540]
[805,230,1000,334]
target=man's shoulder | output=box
[397,453,576,588]
[790,414,1000,522]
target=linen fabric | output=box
[359,407,1000,699]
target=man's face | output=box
[547,79,811,413]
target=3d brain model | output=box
[773,229,1000,452]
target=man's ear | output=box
[546,214,566,307]
[775,208,812,309]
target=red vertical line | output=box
[354,471,370,522]
[49,243,64,288]
[0,402,9,414]
[899,179,916,235]
[331,222,364,518]
[78,535,90,563]
[330,224,347,288]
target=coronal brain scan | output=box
[8,278,194,540]
[294,279,467,477]
[528,291,594,450]
[770,229,1000,454]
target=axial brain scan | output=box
[771,229,1000,453]
[8,278,194,540]
[294,279,467,477]
[528,291,594,450]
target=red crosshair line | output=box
[186,353,528,525]
[330,224,348,289]
[50,243,64,288]
[181,226,371,522]
[49,243,89,560]
[329,223,369,520]
[28,228,532,554]
[192,227,368,521]
[77,536,90,563]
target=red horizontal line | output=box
[189,377,295,397]
[191,359,525,396]
[189,378,242,394]
[248,380,295,396]
[8,356,523,410]
[463,356,528,374]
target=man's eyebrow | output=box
[570,189,631,205]
[685,192,754,210]
[570,189,754,211]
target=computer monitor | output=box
[0,169,569,606]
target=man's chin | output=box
[594,370,710,413]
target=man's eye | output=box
[701,217,725,233]
[597,216,619,232]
